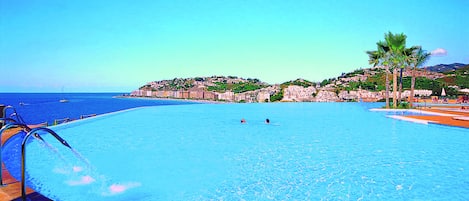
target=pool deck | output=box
[387,106,469,128]
[1,128,52,201]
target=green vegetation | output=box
[194,77,205,81]
[280,79,314,88]
[207,82,228,92]
[365,73,386,91]
[321,65,469,97]
[342,69,365,78]
[333,71,386,92]
[320,79,332,87]
[438,76,469,89]
[367,31,430,109]
[139,62,468,103]
[270,90,283,102]
[267,79,315,102]
[232,82,264,93]
[384,101,411,109]
[398,75,466,97]
[332,67,468,97]
[207,81,267,93]
[439,65,469,88]
[344,81,378,91]
[247,78,261,83]
[400,77,434,90]
[442,65,469,76]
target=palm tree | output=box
[384,32,407,108]
[367,32,407,108]
[398,46,419,105]
[408,47,431,107]
[367,41,390,108]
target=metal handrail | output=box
[4,106,26,124]
[0,122,30,186]
[21,127,72,201]
[0,117,17,125]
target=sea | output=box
[0,93,196,125]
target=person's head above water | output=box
[265,118,270,124]
[241,118,246,123]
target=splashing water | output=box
[103,182,142,196]
[72,166,83,172]
[67,149,142,196]
[35,137,77,174]
[66,175,96,186]
[71,148,93,170]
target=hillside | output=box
[139,76,270,93]
[132,64,469,102]
[442,65,469,76]
[438,65,469,90]
[423,63,468,73]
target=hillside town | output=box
[130,64,468,103]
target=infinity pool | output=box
[3,103,469,200]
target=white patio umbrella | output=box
[441,88,446,96]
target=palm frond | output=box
[385,32,407,53]
[415,48,431,68]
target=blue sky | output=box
[1,0,468,92]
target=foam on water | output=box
[103,182,142,196]
[66,175,95,186]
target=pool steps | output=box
[0,126,50,200]
[1,105,74,200]
[1,106,26,127]
[20,127,73,201]
[0,123,31,186]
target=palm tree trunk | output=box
[393,68,398,108]
[385,66,390,109]
[409,68,416,108]
[398,67,403,105]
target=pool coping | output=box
[371,107,469,129]
[369,108,462,116]
[386,115,437,124]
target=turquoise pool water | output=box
[3,103,469,200]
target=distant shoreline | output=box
[115,95,226,104]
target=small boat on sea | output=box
[59,86,69,103]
